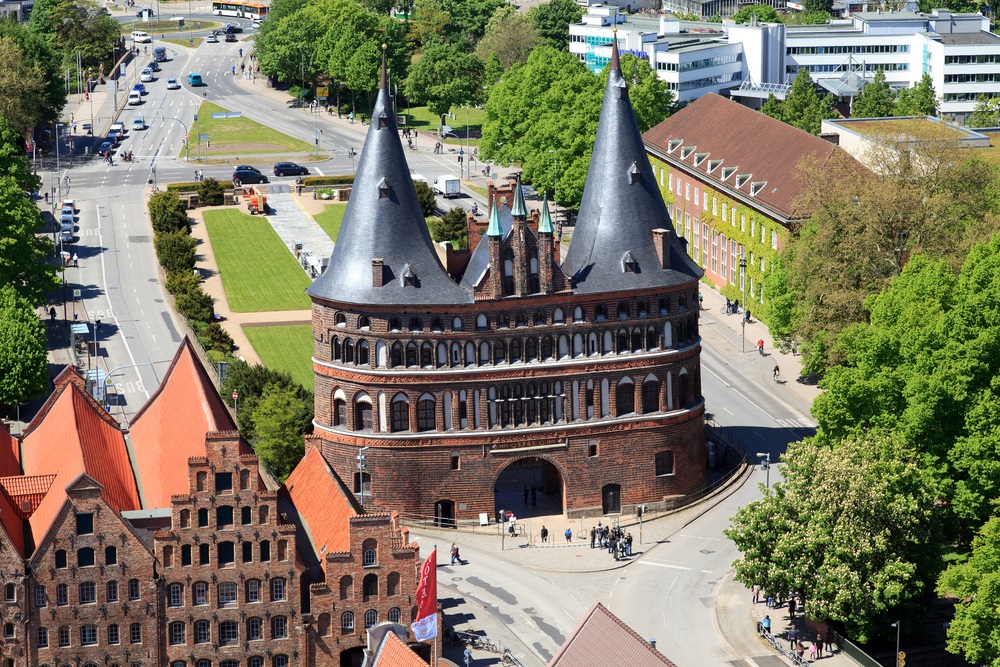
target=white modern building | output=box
[569,5,1000,121]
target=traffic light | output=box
[897,651,906,667]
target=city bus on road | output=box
[211,1,268,19]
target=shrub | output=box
[148,191,190,235]
[414,180,438,217]
[429,207,469,249]
[154,231,197,274]
[166,182,203,192]
[175,284,214,323]
[198,177,226,206]
[200,321,234,353]
[165,269,200,296]
[302,175,355,186]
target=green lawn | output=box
[244,324,314,390]
[182,101,313,157]
[313,203,346,242]
[203,209,312,312]
[162,36,202,48]
[120,20,221,34]
[402,105,484,139]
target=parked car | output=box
[234,165,262,174]
[166,77,180,90]
[222,23,243,33]
[232,168,268,184]
[60,206,75,220]
[273,162,308,177]
[206,33,218,43]
[98,141,113,154]
[140,67,154,82]
[62,199,76,212]
[224,32,237,42]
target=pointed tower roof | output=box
[511,175,528,218]
[486,200,503,237]
[538,195,555,234]
[307,46,471,306]
[562,37,701,293]
[129,337,238,508]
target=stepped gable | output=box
[130,337,238,508]
[548,602,679,667]
[20,367,139,547]
[307,47,471,306]
[562,37,700,293]
[282,446,360,579]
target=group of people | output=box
[120,150,135,162]
[101,150,114,165]
[754,585,833,660]
[193,169,204,182]
[589,523,634,561]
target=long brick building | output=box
[0,339,423,667]
[307,45,706,525]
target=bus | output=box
[211,1,268,19]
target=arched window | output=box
[358,340,370,365]
[391,394,409,432]
[271,578,286,601]
[343,339,354,364]
[659,297,670,314]
[405,342,418,367]
[193,582,208,606]
[476,313,488,330]
[168,621,185,645]
[376,340,387,367]
[218,581,237,607]
[515,311,527,327]
[502,249,515,296]
[603,330,613,354]
[273,656,288,667]
[362,574,378,601]
[451,342,461,366]
[387,572,400,596]
[510,338,521,362]
[528,254,539,293]
[553,307,564,323]
[391,341,402,367]
[436,342,447,367]
[595,304,607,322]
[588,332,599,355]
[494,340,506,364]
[167,583,183,607]
[572,333,583,357]
[533,310,545,326]
[317,613,331,637]
[497,312,509,328]
[642,377,660,413]
[646,326,658,350]
[3,584,14,602]
[55,549,67,568]
[355,394,373,431]
[616,329,629,353]
[617,379,635,416]
[431,316,443,332]
[333,397,346,427]
[573,306,584,322]
[421,342,433,367]
[358,315,371,329]
[362,538,377,565]
[250,658,265,667]
[525,338,537,361]
[388,607,402,623]
[364,610,378,629]
[632,327,644,352]
[335,312,346,327]
[452,317,464,331]
[465,342,475,365]
[417,395,436,432]
[388,317,401,332]
[409,317,422,332]
[342,612,355,632]
[77,547,95,567]
[557,335,568,359]
[541,336,553,360]
[194,620,210,644]
[479,341,490,365]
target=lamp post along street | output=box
[892,622,902,667]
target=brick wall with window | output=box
[154,432,303,667]
[27,475,158,667]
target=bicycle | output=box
[501,648,523,667]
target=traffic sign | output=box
[232,391,238,400]
[199,134,209,141]
[120,63,127,77]
[504,510,513,519]
[73,289,81,298]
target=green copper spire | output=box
[511,175,528,218]
[538,195,554,234]
[486,201,503,236]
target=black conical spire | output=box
[307,46,470,306]
[561,28,699,292]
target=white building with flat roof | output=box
[570,5,1000,122]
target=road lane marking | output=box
[665,573,680,599]
[637,561,691,571]
[315,168,324,176]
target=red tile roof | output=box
[370,630,428,667]
[129,337,237,508]
[643,93,858,222]
[548,602,678,667]
[20,370,139,544]
[0,474,56,518]
[284,447,358,568]
[0,423,18,477]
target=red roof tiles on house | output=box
[129,337,237,508]
[642,93,851,222]
[548,602,679,667]
[284,447,358,568]
[0,474,56,518]
[369,630,428,667]
[20,372,139,545]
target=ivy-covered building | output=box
[642,93,861,312]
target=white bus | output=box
[211,1,268,19]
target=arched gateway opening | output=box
[493,457,563,519]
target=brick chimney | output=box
[652,229,670,269]
[372,258,384,287]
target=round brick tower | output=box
[307,46,706,524]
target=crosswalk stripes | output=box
[775,418,816,430]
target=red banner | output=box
[410,548,437,641]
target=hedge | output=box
[303,175,355,186]
[167,181,204,192]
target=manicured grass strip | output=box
[120,20,221,34]
[162,37,202,48]
[182,101,313,157]
[313,203,346,242]
[402,104,484,138]
[203,209,312,312]
[244,324,314,390]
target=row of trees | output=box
[729,232,1000,661]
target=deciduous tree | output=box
[760,70,836,134]
[429,207,469,248]
[440,0,506,43]
[405,42,484,116]
[0,117,40,194]
[0,37,49,135]
[250,382,312,480]
[0,285,48,407]
[475,9,541,69]
[0,20,64,132]
[47,0,119,70]
[413,180,438,217]
[154,230,197,275]
[726,431,942,642]
[148,191,189,235]
[528,0,583,50]
[968,93,1000,127]
[894,73,938,116]
[730,4,783,23]
[0,175,58,306]
[850,69,895,119]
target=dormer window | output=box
[750,181,767,196]
[721,166,737,181]
[621,250,637,273]
[377,177,390,199]
[707,159,723,173]
[615,78,627,98]
[378,111,388,129]
[680,146,695,160]
[627,161,641,185]
[694,152,709,166]
[401,264,415,287]
[667,139,682,153]
[735,174,751,189]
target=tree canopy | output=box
[894,73,938,116]
[405,42,485,116]
[761,69,836,134]
[0,175,58,306]
[0,284,48,407]
[45,0,120,70]
[850,69,895,119]
[968,94,1000,127]
[250,382,311,480]
[730,4,784,23]
[528,0,584,50]
[475,8,541,69]
[0,21,65,133]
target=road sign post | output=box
[232,390,238,414]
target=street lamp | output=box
[756,452,770,487]
[357,447,369,507]
[90,319,102,373]
[891,621,902,667]
[739,248,748,353]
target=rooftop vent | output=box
[400,263,415,287]
[750,181,767,196]
[621,250,637,273]
[377,176,390,199]
[721,166,737,181]
[707,159,723,173]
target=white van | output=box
[127,91,142,106]
[131,31,151,43]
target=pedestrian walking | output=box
[788,597,796,618]
[762,615,771,635]
[752,584,761,604]
[564,527,572,543]
[589,527,596,548]
[816,633,824,659]
[766,593,774,608]
[72,253,78,267]
[540,526,548,543]
[199,169,204,181]
[788,626,797,650]
[757,339,765,355]
[450,543,459,565]
[773,365,780,382]
[625,533,633,556]
[49,306,56,321]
